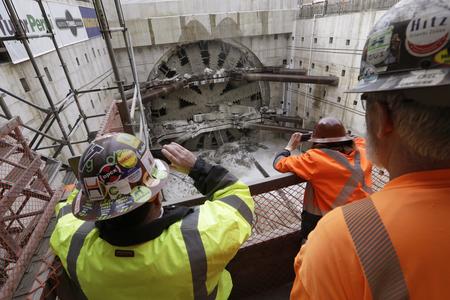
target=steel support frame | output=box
[93,0,134,134]
[36,0,91,136]
[2,0,75,156]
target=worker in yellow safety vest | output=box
[273,117,372,243]
[50,132,254,299]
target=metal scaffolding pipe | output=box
[0,88,49,113]
[76,86,126,94]
[93,0,133,134]
[37,0,91,137]
[114,0,149,142]
[242,73,339,86]
[2,0,75,155]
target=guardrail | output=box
[299,0,401,18]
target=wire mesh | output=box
[243,166,388,248]
[0,117,58,300]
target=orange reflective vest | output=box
[275,137,372,215]
[290,168,450,300]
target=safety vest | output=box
[303,148,373,216]
[50,181,254,300]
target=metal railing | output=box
[299,0,401,18]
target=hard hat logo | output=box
[406,11,450,57]
[99,164,121,184]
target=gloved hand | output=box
[161,142,197,174]
[285,132,303,151]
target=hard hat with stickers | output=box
[72,133,169,221]
[349,0,450,94]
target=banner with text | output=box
[0,0,99,64]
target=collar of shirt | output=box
[383,168,450,190]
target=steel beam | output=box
[247,123,305,134]
[242,73,339,86]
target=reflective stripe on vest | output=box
[57,204,72,219]
[219,195,253,225]
[320,149,372,209]
[303,182,322,215]
[342,198,409,300]
[181,208,218,300]
[67,221,95,300]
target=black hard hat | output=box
[349,0,450,94]
[73,133,169,221]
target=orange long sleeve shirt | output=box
[291,168,450,300]
[275,137,372,215]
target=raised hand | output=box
[161,142,197,174]
[285,132,303,152]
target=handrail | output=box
[177,173,303,207]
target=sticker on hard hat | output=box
[367,26,394,65]
[117,149,138,169]
[83,176,104,201]
[99,164,121,184]
[131,186,152,203]
[81,144,104,172]
[435,49,450,65]
[406,9,450,57]
[397,69,447,88]
[126,167,142,183]
[106,180,132,200]
[116,134,141,148]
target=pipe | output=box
[0,88,49,113]
[93,0,133,134]
[247,123,307,134]
[303,2,327,126]
[243,73,338,85]
[0,94,13,119]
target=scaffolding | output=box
[0,0,146,298]
[0,0,146,161]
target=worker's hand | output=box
[285,132,303,151]
[161,142,197,174]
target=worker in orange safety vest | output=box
[273,117,372,243]
[291,0,450,298]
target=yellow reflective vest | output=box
[51,180,254,300]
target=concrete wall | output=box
[289,9,387,135]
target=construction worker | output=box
[273,117,372,242]
[291,0,450,298]
[50,133,254,299]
